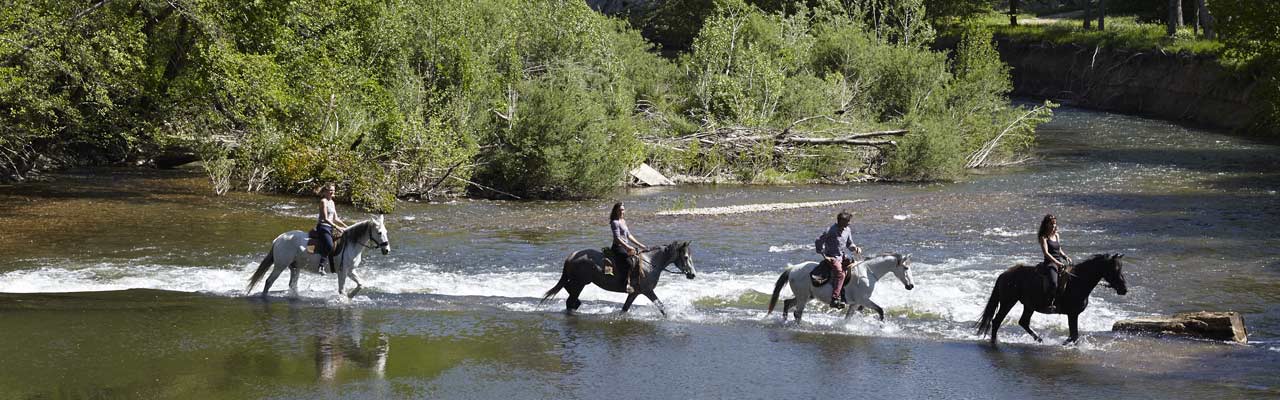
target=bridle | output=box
[358,222,390,250]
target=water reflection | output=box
[314,308,389,382]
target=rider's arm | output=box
[1040,237,1063,266]
[844,230,861,257]
[1059,238,1072,263]
[613,221,636,253]
[814,232,826,255]
[324,201,347,231]
[627,232,646,250]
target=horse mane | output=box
[335,220,371,254]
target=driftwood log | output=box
[1113,311,1248,343]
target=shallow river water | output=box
[1,106,1278,399]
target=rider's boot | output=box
[317,256,328,275]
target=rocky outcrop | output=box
[1113,311,1249,343]
[994,38,1257,131]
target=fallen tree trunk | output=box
[1113,311,1248,343]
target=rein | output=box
[636,246,687,275]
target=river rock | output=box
[1113,311,1248,343]
[629,163,674,186]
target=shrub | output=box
[475,64,642,199]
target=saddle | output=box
[600,247,631,273]
[1037,262,1072,292]
[305,229,343,256]
[810,257,855,288]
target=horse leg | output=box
[347,269,364,299]
[262,263,287,298]
[565,284,584,314]
[336,261,348,297]
[793,298,808,322]
[287,263,300,298]
[621,293,640,313]
[1064,313,1080,345]
[864,299,885,322]
[989,302,1016,344]
[643,291,667,317]
[1017,308,1042,342]
[782,298,796,321]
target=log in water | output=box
[1113,311,1249,343]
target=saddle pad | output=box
[810,258,854,288]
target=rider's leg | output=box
[830,257,847,308]
[318,228,334,275]
[1044,264,1059,312]
[625,255,640,293]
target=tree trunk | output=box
[1113,311,1248,343]
[1168,0,1183,36]
[1198,0,1215,39]
[1083,0,1092,29]
[1009,0,1019,26]
[1098,0,1106,30]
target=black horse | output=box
[976,254,1128,344]
[541,241,696,316]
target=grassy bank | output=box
[942,13,1223,56]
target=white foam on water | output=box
[981,227,1034,237]
[0,255,1139,344]
[768,243,811,253]
[893,215,911,220]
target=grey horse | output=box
[541,241,696,316]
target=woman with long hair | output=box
[1037,214,1073,312]
[610,202,647,293]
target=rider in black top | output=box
[1037,214,1073,313]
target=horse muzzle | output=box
[905,283,915,291]
[1115,287,1127,295]
[685,273,696,280]
[381,247,390,255]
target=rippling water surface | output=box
[1,107,1278,399]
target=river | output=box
[1,106,1277,399]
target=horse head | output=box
[1102,253,1127,295]
[370,215,391,255]
[891,253,915,291]
[669,241,696,279]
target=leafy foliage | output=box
[1,0,1055,200]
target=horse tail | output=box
[766,268,792,315]
[541,254,574,304]
[245,246,275,296]
[975,272,1004,336]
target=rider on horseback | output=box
[316,183,349,274]
[815,210,861,309]
[1037,214,1073,313]
[608,202,648,293]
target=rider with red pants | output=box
[815,210,862,309]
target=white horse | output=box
[245,216,390,298]
[766,253,915,322]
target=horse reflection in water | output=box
[314,308,389,383]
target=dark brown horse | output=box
[976,254,1128,345]
[541,241,696,316]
